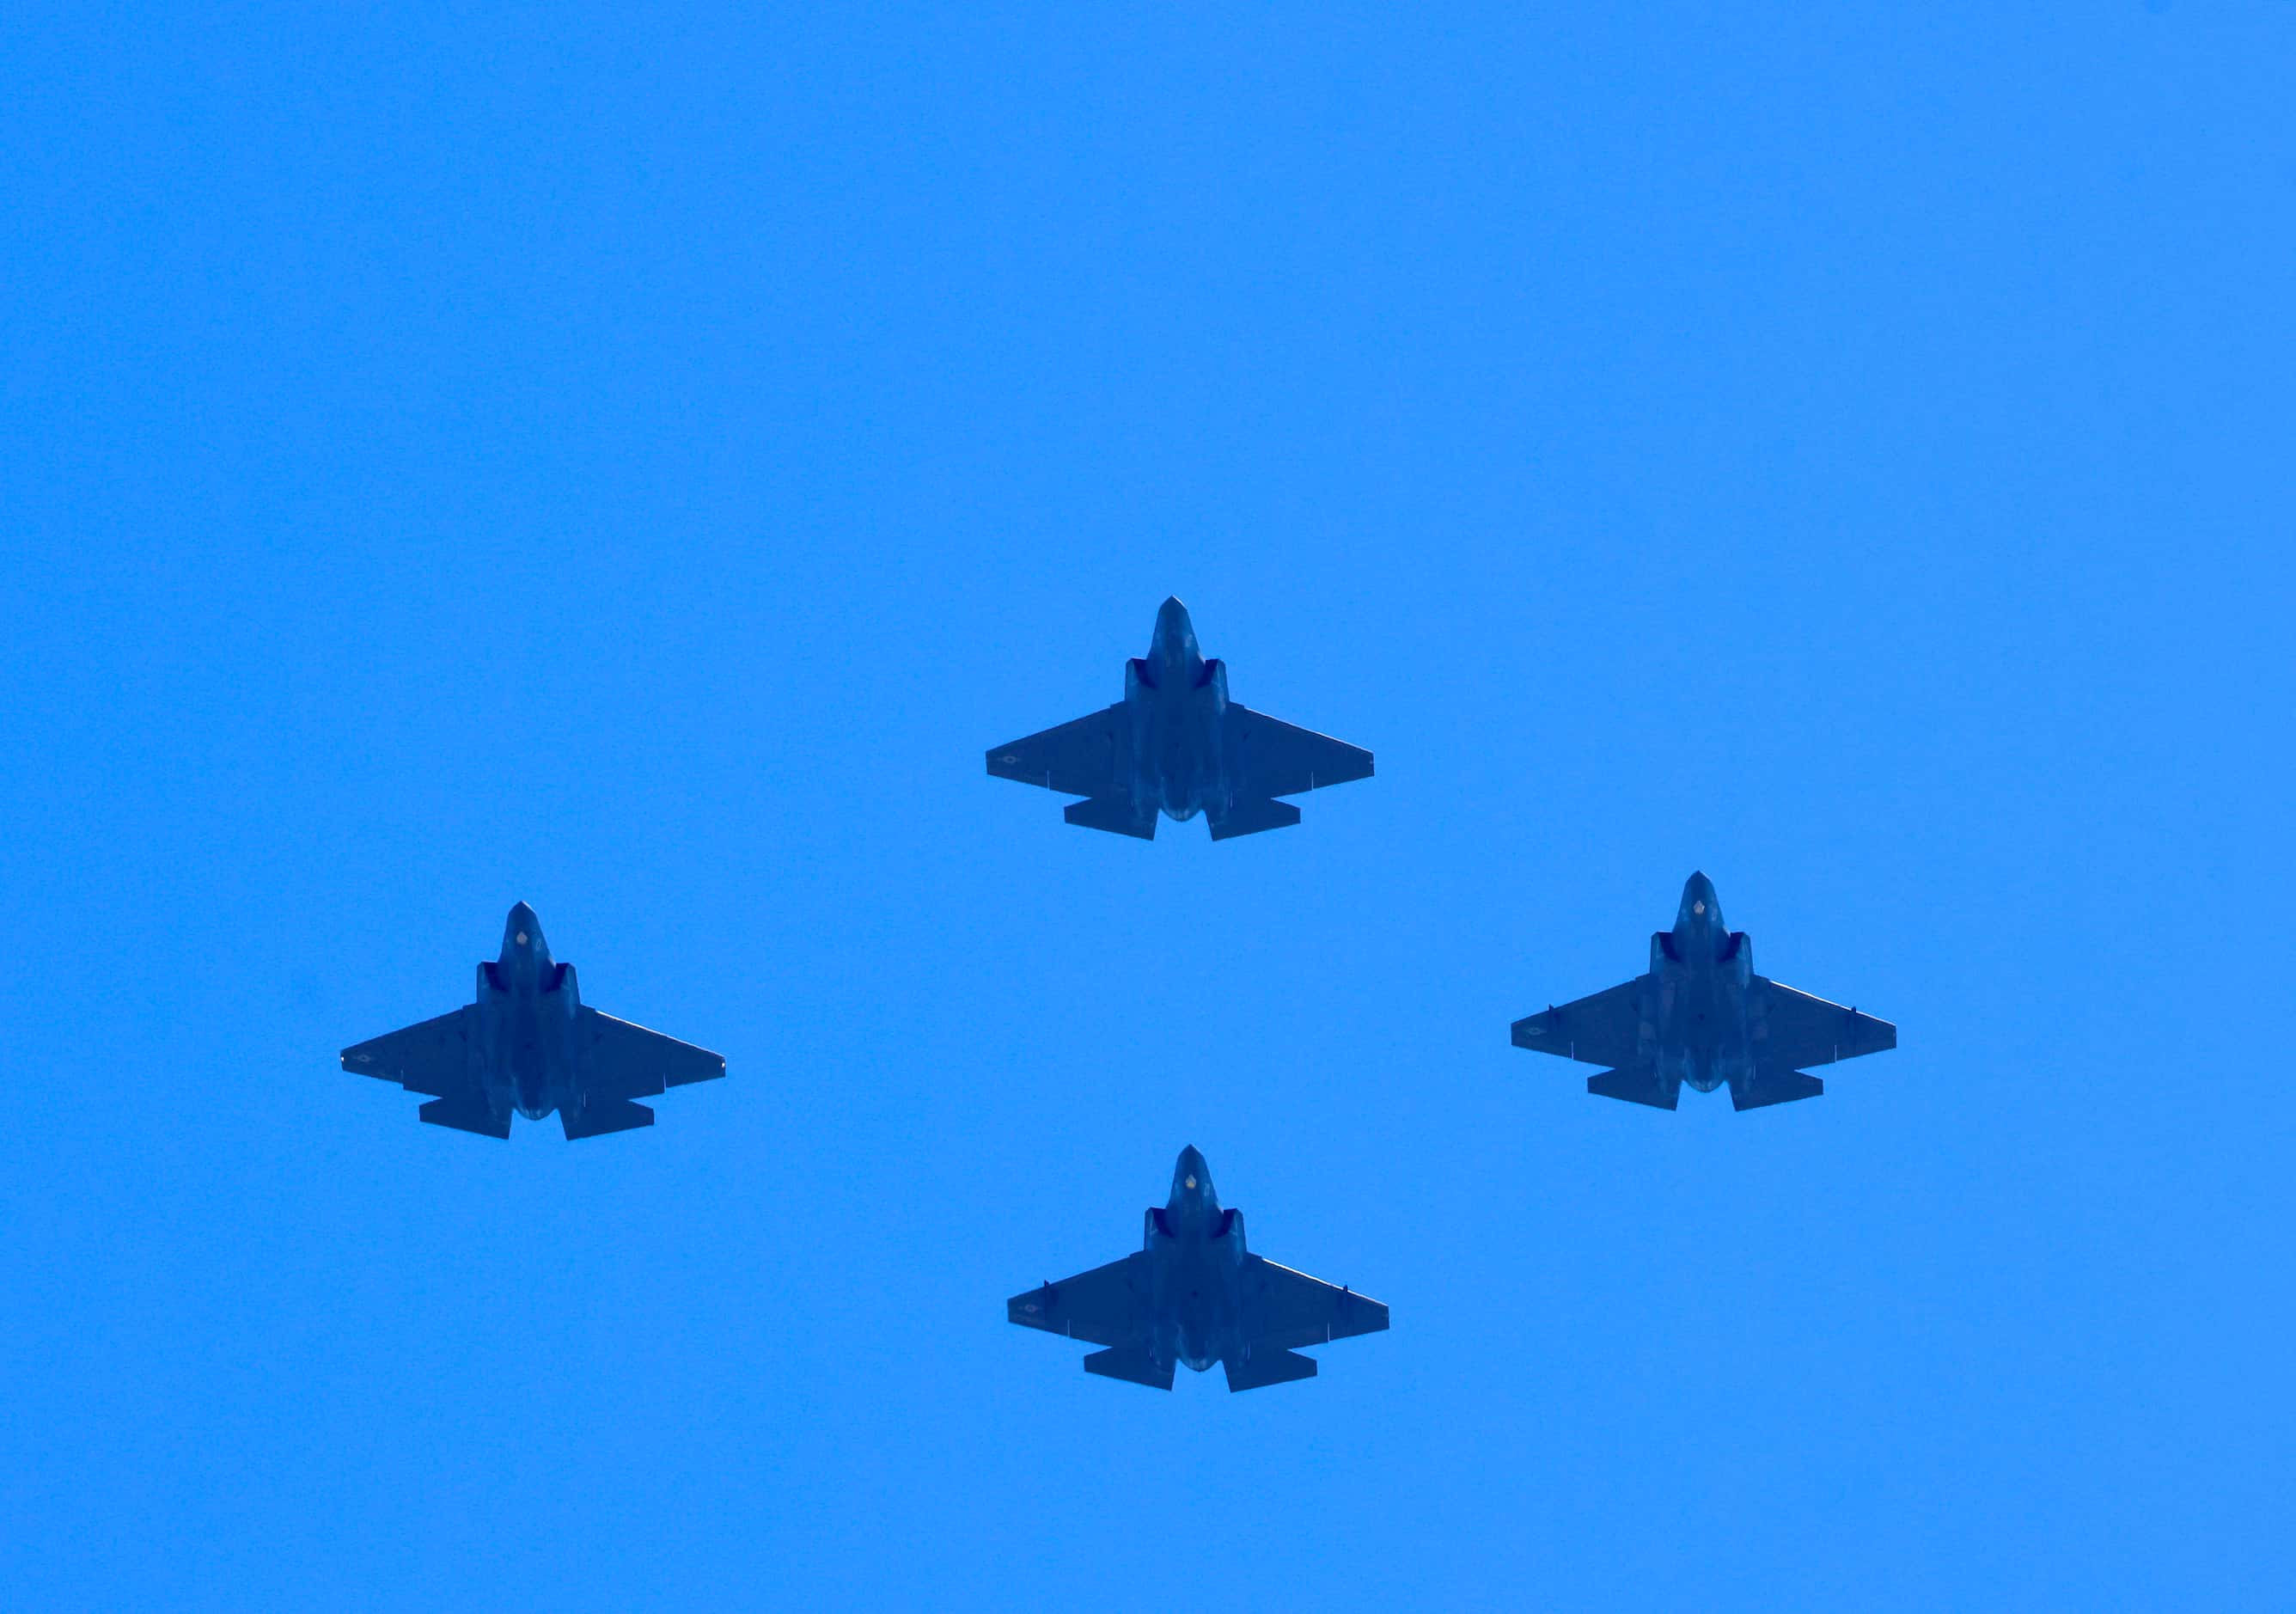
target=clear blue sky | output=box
[2,5,2289,1610]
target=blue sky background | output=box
[3,4,2291,1609]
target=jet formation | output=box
[1511,872,1896,1110]
[986,597,1372,839]
[1009,1147,1389,1391]
[341,902,725,1139]
[332,602,1901,1393]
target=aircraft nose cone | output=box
[1678,871,1719,925]
[504,902,541,946]
[1173,1145,1211,1193]
[1151,597,1199,663]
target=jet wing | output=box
[1756,980,1896,1070]
[986,705,1129,798]
[578,1007,726,1102]
[1511,977,1647,1068]
[1243,1256,1389,1351]
[1224,705,1373,799]
[341,1007,476,1098]
[1007,1254,1148,1348]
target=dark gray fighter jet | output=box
[986,597,1372,839]
[341,903,724,1139]
[1511,873,1896,1111]
[1008,1147,1389,1391]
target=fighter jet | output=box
[986,597,1372,839]
[1511,872,1896,1111]
[1008,1146,1389,1391]
[340,903,724,1139]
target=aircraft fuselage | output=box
[1124,597,1229,822]
[1649,871,1756,1094]
[478,902,581,1122]
[1145,1147,1249,1373]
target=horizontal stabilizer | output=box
[1730,1070,1824,1111]
[1064,796,1156,839]
[1586,1066,1680,1110]
[1224,1348,1317,1392]
[1208,797,1300,841]
[1083,1347,1174,1391]
[418,1096,510,1139]
[561,1098,656,1140]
